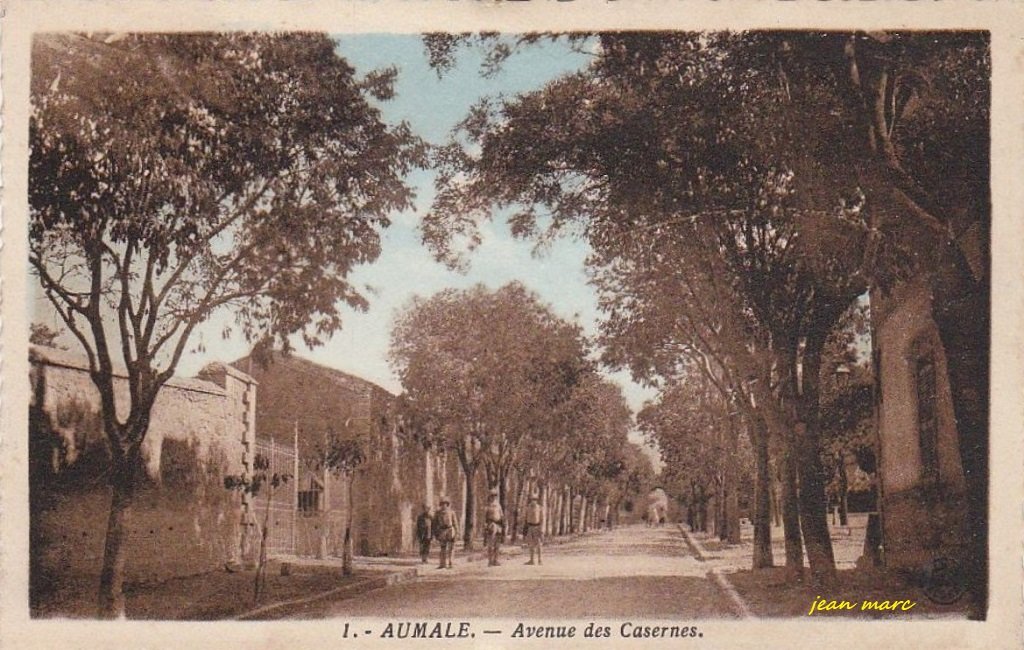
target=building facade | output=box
[872,276,969,574]
[231,352,452,558]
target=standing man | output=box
[434,496,459,569]
[524,493,543,566]
[484,488,504,567]
[416,503,433,564]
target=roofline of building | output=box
[230,350,397,399]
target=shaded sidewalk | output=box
[682,515,971,619]
[33,556,419,620]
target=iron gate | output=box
[252,437,297,556]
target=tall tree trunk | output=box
[930,244,989,619]
[752,415,774,569]
[510,472,526,544]
[567,486,576,533]
[716,475,727,541]
[543,484,552,536]
[687,482,697,530]
[723,417,742,544]
[565,487,572,534]
[725,464,741,544]
[579,493,586,532]
[726,488,740,543]
[700,487,708,532]
[484,462,495,495]
[550,488,558,536]
[498,465,507,509]
[549,486,559,537]
[700,486,710,533]
[838,461,849,527]
[97,471,135,618]
[552,484,560,535]
[556,487,566,536]
[781,442,804,581]
[570,488,577,533]
[770,470,782,527]
[462,467,477,550]
[577,487,585,532]
[340,472,355,575]
[456,441,478,550]
[95,391,154,618]
[792,341,837,586]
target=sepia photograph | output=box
[3,5,1022,648]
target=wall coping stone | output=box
[29,344,230,397]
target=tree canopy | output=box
[389,282,643,541]
[29,32,426,617]
[389,282,590,467]
[419,31,989,591]
[31,33,426,392]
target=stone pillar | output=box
[199,362,259,566]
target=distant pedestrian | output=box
[524,493,543,565]
[434,496,459,569]
[484,488,504,567]
[416,503,433,564]
[646,504,659,528]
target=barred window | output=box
[916,354,939,483]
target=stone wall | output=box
[232,353,445,558]
[882,485,969,575]
[230,353,547,558]
[29,346,255,614]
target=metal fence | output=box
[252,437,297,556]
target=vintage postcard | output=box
[2,1,1022,649]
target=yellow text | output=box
[807,596,918,615]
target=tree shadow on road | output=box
[274,574,741,619]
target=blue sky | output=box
[312,34,657,419]
[30,35,659,458]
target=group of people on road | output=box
[414,494,462,569]
[645,503,667,527]
[415,489,545,570]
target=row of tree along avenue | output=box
[29,31,988,619]
[390,282,655,550]
[421,32,988,617]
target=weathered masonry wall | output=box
[872,278,969,574]
[29,345,255,614]
[233,353,447,558]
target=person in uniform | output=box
[415,503,433,564]
[483,488,504,567]
[434,496,459,569]
[524,493,543,565]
